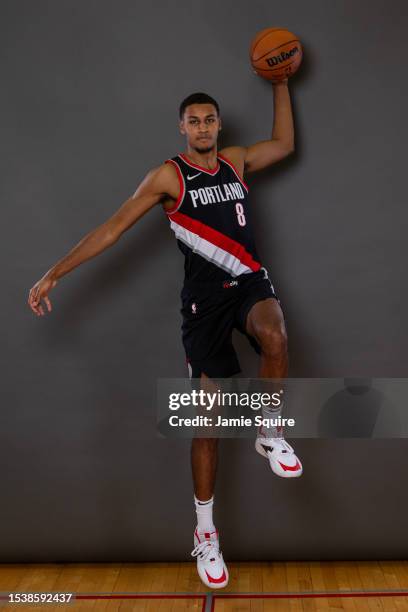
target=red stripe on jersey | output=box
[164,159,185,214]
[170,211,261,271]
[179,153,220,175]
[217,153,249,191]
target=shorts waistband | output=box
[183,278,239,292]
[183,269,265,292]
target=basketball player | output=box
[28,81,302,589]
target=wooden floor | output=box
[1,561,408,610]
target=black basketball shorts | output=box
[180,267,280,379]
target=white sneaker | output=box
[191,527,229,589]
[255,434,303,478]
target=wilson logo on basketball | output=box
[265,46,300,67]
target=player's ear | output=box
[179,119,186,135]
[218,116,222,131]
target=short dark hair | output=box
[179,92,220,119]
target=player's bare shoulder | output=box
[218,146,247,179]
[134,162,179,202]
[136,161,181,213]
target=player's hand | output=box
[28,274,58,316]
[272,78,288,85]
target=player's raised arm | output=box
[27,163,179,316]
[219,81,295,178]
[240,26,302,174]
[245,80,295,173]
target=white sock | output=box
[259,403,284,439]
[194,495,215,533]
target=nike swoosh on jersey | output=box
[187,172,202,180]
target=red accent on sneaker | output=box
[205,569,227,584]
[278,460,301,472]
[196,528,218,542]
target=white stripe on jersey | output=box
[170,220,253,277]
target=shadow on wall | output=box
[318,378,402,438]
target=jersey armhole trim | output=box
[164,159,186,215]
[217,153,249,192]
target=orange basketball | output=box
[250,27,302,82]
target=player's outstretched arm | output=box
[27,163,178,316]
[220,80,294,176]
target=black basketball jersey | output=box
[163,153,262,282]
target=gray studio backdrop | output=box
[2,0,408,561]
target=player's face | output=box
[180,104,221,153]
